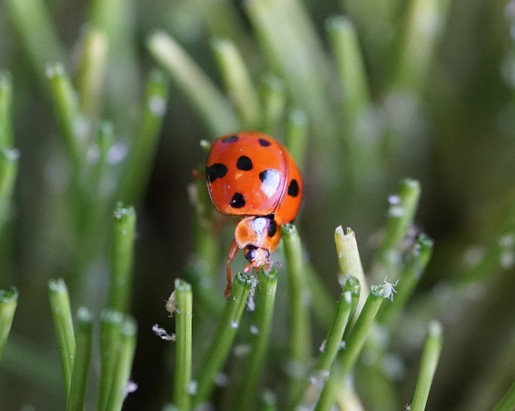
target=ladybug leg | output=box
[225,239,240,298]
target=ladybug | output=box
[205,131,303,298]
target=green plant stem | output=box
[285,109,308,171]
[372,178,421,279]
[211,38,261,128]
[0,72,13,148]
[185,175,223,316]
[411,321,443,411]
[327,16,370,129]
[76,29,108,125]
[239,268,278,411]
[297,278,356,409]
[0,287,18,361]
[0,149,19,233]
[282,224,311,403]
[173,279,193,411]
[378,233,433,324]
[108,204,136,313]
[192,272,253,407]
[493,382,515,411]
[326,16,382,193]
[91,121,114,194]
[339,275,361,341]
[4,0,65,80]
[97,310,124,411]
[67,308,93,411]
[118,70,169,205]
[260,74,286,133]
[334,226,368,314]
[147,31,239,136]
[394,0,451,90]
[89,0,139,135]
[317,289,353,373]
[105,317,137,411]
[47,64,84,172]
[316,286,385,411]
[48,279,76,397]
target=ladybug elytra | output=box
[205,131,303,298]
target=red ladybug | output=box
[206,131,303,297]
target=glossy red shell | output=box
[205,131,303,226]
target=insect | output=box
[205,131,303,298]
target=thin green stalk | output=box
[0,287,18,361]
[97,310,124,411]
[493,382,515,411]
[105,317,137,411]
[297,279,356,409]
[260,74,286,134]
[0,72,13,148]
[0,149,19,233]
[284,109,308,171]
[67,308,93,411]
[173,279,193,411]
[118,70,169,205]
[393,0,451,90]
[371,178,421,279]
[185,176,223,316]
[147,31,239,136]
[211,38,261,128]
[326,16,381,193]
[91,121,114,195]
[334,226,368,314]
[339,275,361,341]
[76,29,109,124]
[239,268,278,411]
[316,290,353,373]
[89,0,139,135]
[47,64,84,172]
[282,224,311,404]
[326,16,371,128]
[108,204,136,313]
[192,272,253,407]
[48,279,76,397]
[4,0,65,80]
[378,233,433,324]
[411,321,443,411]
[316,286,386,411]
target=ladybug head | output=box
[244,245,270,269]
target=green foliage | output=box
[0,0,514,410]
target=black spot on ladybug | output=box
[288,179,300,197]
[222,135,239,143]
[206,163,228,183]
[230,192,246,208]
[236,155,253,171]
[267,219,277,237]
[259,169,281,197]
[258,138,271,147]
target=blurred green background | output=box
[0,0,514,410]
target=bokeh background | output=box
[1,0,514,410]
